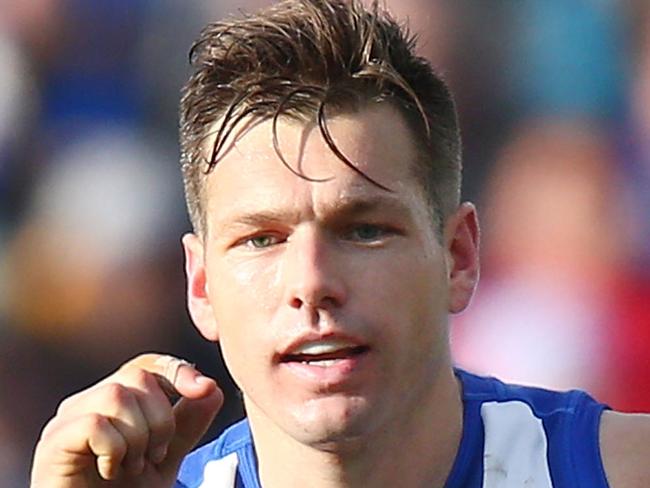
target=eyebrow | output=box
[217,194,414,230]
[325,194,413,219]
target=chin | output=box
[285,394,376,449]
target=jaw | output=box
[246,362,463,488]
[246,387,375,451]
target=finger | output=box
[52,377,161,472]
[55,381,151,474]
[87,416,128,481]
[118,354,220,465]
[97,382,150,475]
[54,354,186,416]
[169,359,220,399]
[162,385,223,472]
[34,413,127,482]
[126,353,216,400]
[125,368,176,464]
[58,354,215,467]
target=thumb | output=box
[163,379,223,471]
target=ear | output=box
[182,233,219,341]
[444,202,480,314]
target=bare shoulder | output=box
[600,410,650,488]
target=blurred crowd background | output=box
[1,0,649,485]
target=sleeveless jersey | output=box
[176,369,610,487]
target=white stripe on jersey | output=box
[481,401,553,487]
[198,451,238,488]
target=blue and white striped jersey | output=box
[176,369,610,487]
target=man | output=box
[30,1,650,487]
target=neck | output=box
[247,366,463,488]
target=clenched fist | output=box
[30,353,223,487]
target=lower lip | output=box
[280,352,369,386]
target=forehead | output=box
[201,104,426,223]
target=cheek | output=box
[206,259,280,377]
[359,253,449,357]
[358,251,448,314]
[209,257,280,320]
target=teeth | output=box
[292,339,357,355]
[303,359,338,367]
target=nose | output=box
[281,227,347,310]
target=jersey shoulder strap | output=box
[177,419,260,488]
[448,369,609,488]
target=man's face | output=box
[184,104,473,448]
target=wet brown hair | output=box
[179,0,461,235]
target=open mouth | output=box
[281,345,369,367]
[279,336,371,368]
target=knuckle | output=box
[86,412,110,432]
[130,368,153,389]
[102,383,134,406]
